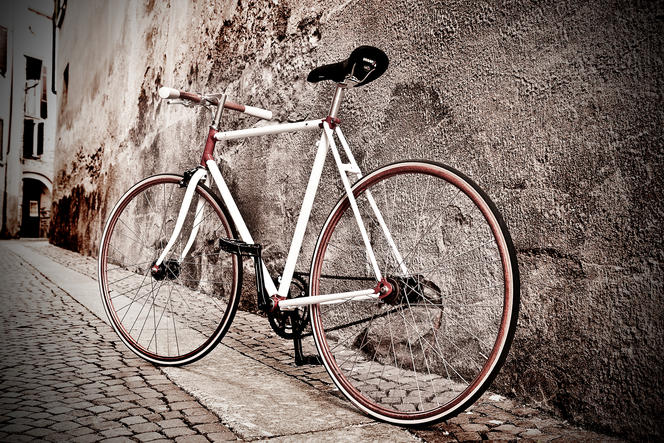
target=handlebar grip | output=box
[243,105,273,120]
[158,87,180,99]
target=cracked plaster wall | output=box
[52,0,663,439]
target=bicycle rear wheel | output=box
[309,161,519,425]
[98,174,241,366]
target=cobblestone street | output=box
[0,240,622,441]
[0,243,237,442]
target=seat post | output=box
[328,84,347,119]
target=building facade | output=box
[0,0,58,238]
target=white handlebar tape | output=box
[244,105,273,120]
[158,87,180,99]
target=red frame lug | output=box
[200,127,218,166]
[374,278,393,299]
[270,294,286,312]
[319,116,341,129]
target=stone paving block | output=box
[70,426,95,437]
[164,426,198,438]
[169,401,202,411]
[50,420,83,432]
[158,418,188,429]
[494,423,521,434]
[1,423,31,433]
[25,427,56,438]
[46,431,78,442]
[131,422,161,434]
[144,412,165,422]
[90,419,124,432]
[121,416,148,426]
[99,410,130,421]
[161,410,184,420]
[32,418,56,428]
[485,430,519,441]
[460,423,489,433]
[521,428,543,437]
[101,426,133,438]
[186,412,219,425]
[208,431,239,442]
[454,431,484,441]
[175,435,210,443]
[101,437,134,443]
[127,407,152,416]
[135,431,167,442]
[87,405,112,414]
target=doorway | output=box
[21,178,49,238]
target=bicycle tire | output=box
[98,174,242,366]
[309,160,519,425]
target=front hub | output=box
[150,259,181,281]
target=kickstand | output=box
[293,336,322,366]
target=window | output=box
[23,120,34,158]
[23,119,44,159]
[41,66,47,118]
[25,56,41,79]
[25,56,46,119]
[37,121,44,155]
[0,26,7,76]
[23,56,47,159]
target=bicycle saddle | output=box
[307,46,389,87]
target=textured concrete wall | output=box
[52,0,663,439]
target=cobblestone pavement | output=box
[0,243,238,442]
[2,240,622,442]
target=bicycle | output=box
[98,46,520,425]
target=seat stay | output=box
[335,127,410,276]
[324,123,383,283]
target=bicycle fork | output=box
[151,167,208,273]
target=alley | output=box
[0,240,620,442]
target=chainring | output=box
[267,274,310,339]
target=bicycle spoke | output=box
[100,176,239,363]
[311,162,517,423]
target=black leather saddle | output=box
[307,46,389,87]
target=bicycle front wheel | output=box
[309,161,519,425]
[98,174,241,366]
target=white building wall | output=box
[0,0,56,237]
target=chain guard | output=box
[267,274,309,339]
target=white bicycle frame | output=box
[154,87,409,311]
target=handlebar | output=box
[158,87,273,120]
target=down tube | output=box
[205,159,279,296]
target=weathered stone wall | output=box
[52,0,663,439]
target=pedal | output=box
[219,238,262,257]
[219,238,272,312]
